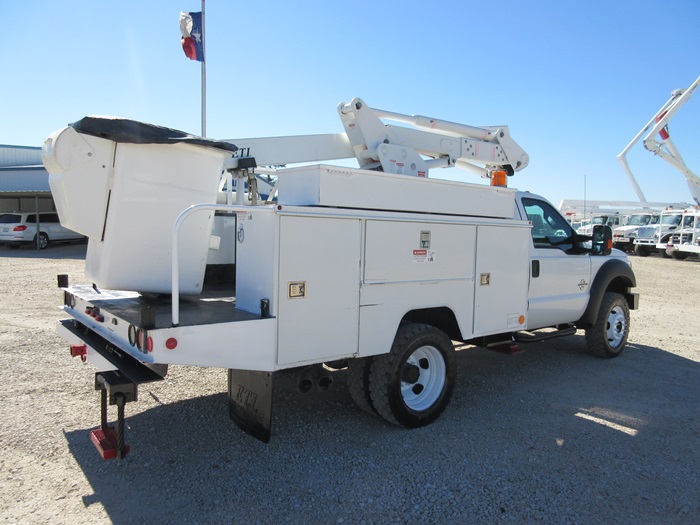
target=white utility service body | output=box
[44,98,638,456]
[55,166,533,370]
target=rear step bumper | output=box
[59,319,167,383]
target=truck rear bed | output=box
[66,284,257,330]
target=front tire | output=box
[369,323,455,428]
[633,245,650,257]
[585,292,630,358]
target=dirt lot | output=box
[1,244,698,524]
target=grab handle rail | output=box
[171,203,239,326]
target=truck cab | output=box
[515,194,635,332]
[576,214,623,236]
[612,213,659,251]
[634,209,684,257]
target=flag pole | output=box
[201,0,206,137]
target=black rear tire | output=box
[347,357,375,414]
[369,323,455,428]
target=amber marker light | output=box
[490,170,507,187]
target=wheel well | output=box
[401,307,461,341]
[606,275,633,296]
[576,259,636,328]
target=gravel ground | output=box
[1,243,699,525]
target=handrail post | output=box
[171,203,239,326]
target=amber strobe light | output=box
[490,170,507,187]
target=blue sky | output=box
[2,0,699,207]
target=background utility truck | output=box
[612,212,660,252]
[633,208,685,257]
[619,74,700,257]
[43,98,638,459]
[667,209,700,259]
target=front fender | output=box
[576,259,637,328]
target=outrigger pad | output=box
[90,427,130,460]
[227,369,273,443]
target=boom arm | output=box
[618,76,700,206]
[226,98,529,179]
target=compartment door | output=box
[473,225,530,335]
[277,216,361,366]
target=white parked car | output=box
[0,211,84,249]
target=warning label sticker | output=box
[413,249,436,263]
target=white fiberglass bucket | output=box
[43,119,235,294]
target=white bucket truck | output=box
[43,99,638,458]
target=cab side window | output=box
[522,198,574,251]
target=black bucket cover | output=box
[71,116,238,153]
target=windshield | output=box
[628,214,652,226]
[661,214,682,226]
[591,216,606,225]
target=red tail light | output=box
[13,225,27,232]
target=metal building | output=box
[0,144,55,213]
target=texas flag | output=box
[180,11,204,62]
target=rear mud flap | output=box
[227,369,273,443]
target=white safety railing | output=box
[171,203,239,326]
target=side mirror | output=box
[591,225,612,255]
